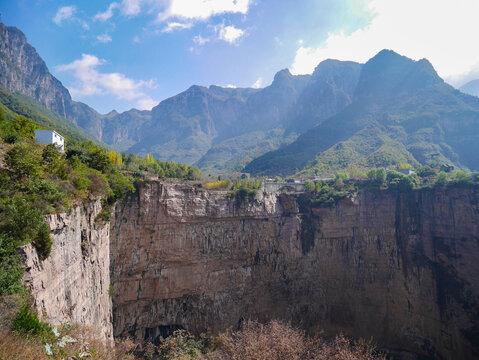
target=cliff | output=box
[111,183,479,359]
[0,21,72,118]
[20,200,113,345]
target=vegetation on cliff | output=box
[0,101,203,351]
[302,166,479,206]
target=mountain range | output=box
[0,20,361,174]
[1,19,479,177]
[245,50,479,176]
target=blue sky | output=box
[2,0,479,113]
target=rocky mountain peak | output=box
[354,49,442,101]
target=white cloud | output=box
[133,35,141,43]
[57,54,157,110]
[193,34,210,45]
[224,84,236,88]
[290,0,479,86]
[97,34,112,43]
[94,0,147,21]
[157,0,251,22]
[121,0,142,16]
[161,22,193,33]
[217,24,244,44]
[136,97,158,110]
[251,77,262,89]
[94,2,119,21]
[53,6,76,25]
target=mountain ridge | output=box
[244,50,479,176]
[0,20,362,172]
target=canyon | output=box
[22,183,479,359]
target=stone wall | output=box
[111,183,479,359]
[21,200,113,345]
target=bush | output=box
[386,171,416,191]
[12,304,49,336]
[5,144,42,179]
[417,166,436,178]
[234,188,257,205]
[0,234,24,295]
[367,168,386,187]
[3,132,21,144]
[211,320,385,360]
[435,171,448,186]
[31,222,52,261]
[158,329,208,359]
[203,180,232,189]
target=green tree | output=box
[435,171,448,186]
[5,144,42,179]
[6,115,37,139]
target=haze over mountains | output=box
[1,19,479,177]
[460,79,479,98]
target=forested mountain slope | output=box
[244,50,479,176]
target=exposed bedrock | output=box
[21,200,114,345]
[111,182,479,359]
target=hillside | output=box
[0,86,99,143]
[87,63,361,170]
[244,50,479,176]
[0,20,362,172]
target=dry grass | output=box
[0,297,135,360]
[0,326,136,360]
[207,320,385,360]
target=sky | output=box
[1,0,479,114]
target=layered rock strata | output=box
[111,183,479,359]
[21,200,113,345]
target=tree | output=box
[6,115,37,139]
[5,144,42,179]
[304,180,315,192]
[435,171,448,186]
[367,168,386,187]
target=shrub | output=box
[234,188,256,205]
[203,180,232,189]
[0,234,24,295]
[3,132,21,144]
[5,143,42,179]
[435,171,448,186]
[31,222,52,261]
[158,329,208,359]
[417,166,436,178]
[2,115,37,140]
[367,168,386,187]
[304,180,315,192]
[95,199,111,225]
[12,304,49,336]
[211,320,385,360]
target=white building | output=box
[35,130,65,153]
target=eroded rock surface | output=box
[111,183,479,359]
[21,200,113,345]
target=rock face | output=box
[21,200,113,345]
[0,20,72,118]
[111,183,479,359]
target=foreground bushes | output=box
[210,320,385,360]
[123,320,384,360]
